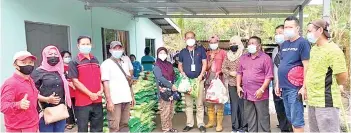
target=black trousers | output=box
[273,90,293,132]
[244,99,270,132]
[67,98,76,125]
[75,103,103,132]
[228,85,247,131]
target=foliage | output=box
[163,3,350,89]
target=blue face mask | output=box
[79,45,92,54]
[275,34,285,44]
[111,50,124,59]
[284,29,296,39]
[307,33,318,44]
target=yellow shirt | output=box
[306,42,347,108]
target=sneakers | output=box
[182,126,193,132]
[183,126,206,133]
[199,126,206,133]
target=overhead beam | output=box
[167,0,196,15]
[208,0,229,15]
[180,7,197,15]
[89,1,302,8]
[135,14,292,18]
[294,0,311,15]
[119,0,167,15]
[146,8,167,14]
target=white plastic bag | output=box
[177,77,190,93]
[205,79,229,104]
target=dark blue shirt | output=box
[278,37,311,89]
[179,46,207,79]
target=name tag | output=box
[191,64,196,72]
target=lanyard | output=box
[189,50,195,64]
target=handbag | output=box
[111,58,132,86]
[39,103,69,124]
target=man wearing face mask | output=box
[68,36,104,132]
[204,35,227,132]
[272,25,293,132]
[277,16,311,133]
[178,31,207,133]
[101,41,135,132]
[1,51,40,132]
[236,36,273,132]
[305,19,348,132]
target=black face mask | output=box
[17,65,34,75]
[47,57,60,66]
[230,45,239,52]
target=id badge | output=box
[191,64,196,72]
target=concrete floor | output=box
[66,111,309,132]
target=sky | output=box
[309,0,324,5]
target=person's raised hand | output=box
[20,94,30,110]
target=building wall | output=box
[0,0,162,130]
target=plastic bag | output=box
[188,78,200,98]
[176,76,191,93]
[205,78,228,104]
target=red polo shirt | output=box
[68,53,102,106]
[0,73,39,130]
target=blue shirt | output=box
[132,61,142,78]
[179,46,207,79]
[278,37,311,89]
[141,55,155,71]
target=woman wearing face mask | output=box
[61,51,77,130]
[221,36,246,132]
[205,35,227,132]
[153,47,178,133]
[31,46,71,132]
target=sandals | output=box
[163,128,178,133]
[66,124,75,130]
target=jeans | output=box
[39,117,66,132]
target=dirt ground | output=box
[65,111,309,132]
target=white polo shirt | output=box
[101,58,132,104]
[121,56,133,76]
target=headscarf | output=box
[227,36,244,61]
[155,47,175,82]
[39,45,71,107]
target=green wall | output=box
[0,0,163,130]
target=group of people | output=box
[0,15,348,133]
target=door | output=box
[25,22,70,67]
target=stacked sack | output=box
[129,71,158,132]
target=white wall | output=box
[0,0,162,130]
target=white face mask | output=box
[209,43,219,50]
[158,53,168,61]
[110,50,124,59]
[247,44,257,54]
[63,57,71,64]
[186,39,196,47]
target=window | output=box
[145,38,155,57]
[101,28,129,60]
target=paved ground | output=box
[66,110,309,132]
